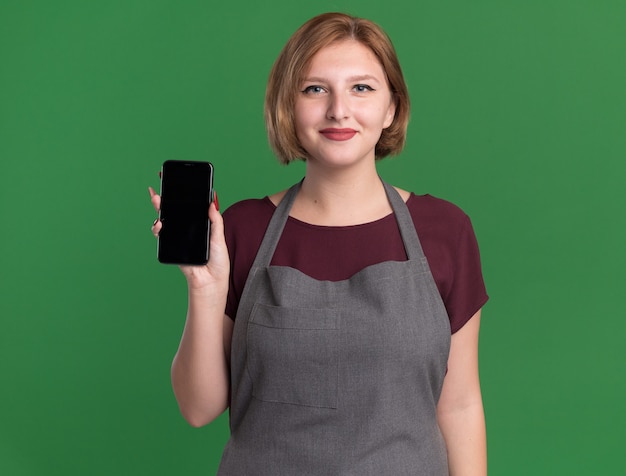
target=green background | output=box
[1,1,624,474]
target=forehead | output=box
[303,40,386,78]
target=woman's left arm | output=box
[437,309,487,476]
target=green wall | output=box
[1,1,624,474]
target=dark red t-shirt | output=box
[223,193,488,333]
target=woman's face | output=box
[294,40,396,167]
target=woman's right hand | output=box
[148,186,230,292]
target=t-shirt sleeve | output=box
[224,227,239,320]
[445,214,489,333]
[223,199,272,320]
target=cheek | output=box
[293,106,313,149]
[294,101,312,130]
[293,104,306,134]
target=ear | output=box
[383,97,396,129]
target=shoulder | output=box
[406,193,471,230]
[222,198,275,238]
[223,197,274,222]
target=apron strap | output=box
[381,181,427,261]
[249,180,302,270]
[250,178,427,269]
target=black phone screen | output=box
[157,160,213,265]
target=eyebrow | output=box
[302,74,382,84]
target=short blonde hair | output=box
[265,12,410,164]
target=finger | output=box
[206,202,230,275]
[208,201,225,244]
[213,190,220,212]
[151,219,162,237]
[148,186,161,211]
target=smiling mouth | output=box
[319,128,357,141]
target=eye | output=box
[353,84,375,93]
[302,85,326,94]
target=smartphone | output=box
[157,160,214,265]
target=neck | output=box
[290,162,392,226]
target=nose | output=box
[326,92,350,120]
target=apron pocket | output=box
[247,303,339,409]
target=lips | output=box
[319,128,357,141]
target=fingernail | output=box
[153,218,158,226]
[213,191,220,211]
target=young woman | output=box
[150,12,488,475]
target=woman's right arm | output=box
[171,294,233,427]
[150,188,233,427]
